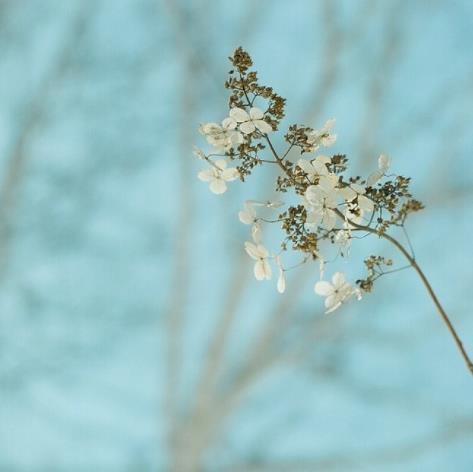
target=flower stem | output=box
[263,133,473,376]
[334,208,473,376]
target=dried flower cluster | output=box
[195,47,424,314]
[193,47,473,375]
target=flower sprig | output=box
[194,47,473,375]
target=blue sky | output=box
[0,1,472,470]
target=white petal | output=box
[351,183,365,195]
[244,241,259,260]
[306,209,323,226]
[207,135,226,149]
[214,159,227,170]
[322,118,336,131]
[254,260,266,280]
[315,280,334,296]
[378,154,390,171]
[306,130,319,144]
[256,244,269,258]
[311,160,329,176]
[249,107,264,120]
[325,189,340,204]
[358,195,374,212]
[325,296,342,314]
[251,224,262,243]
[239,210,253,225]
[192,146,206,160]
[366,170,383,187]
[277,270,286,293]
[321,134,336,147]
[209,178,227,194]
[244,201,258,214]
[229,107,250,122]
[322,210,336,230]
[198,169,214,182]
[239,121,256,134]
[255,120,273,134]
[297,159,314,176]
[231,131,244,145]
[200,122,220,135]
[221,167,239,181]
[305,185,324,205]
[262,259,272,280]
[319,257,325,279]
[222,117,237,130]
[340,186,357,201]
[324,173,338,189]
[314,155,331,165]
[332,272,346,287]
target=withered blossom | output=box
[194,47,473,375]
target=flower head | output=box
[195,49,425,342]
[229,107,273,135]
[199,118,243,151]
[198,159,239,194]
[297,155,331,184]
[340,183,374,213]
[239,201,262,243]
[304,180,339,231]
[244,242,272,280]
[306,118,337,151]
[314,272,358,314]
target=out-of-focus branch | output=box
[304,0,377,125]
[391,71,473,150]
[357,0,405,165]
[162,0,200,459]
[303,0,342,125]
[0,2,93,281]
[223,417,473,471]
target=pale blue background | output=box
[0,1,472,470]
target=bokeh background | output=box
[1,0,473,470]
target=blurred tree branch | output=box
[0,1,93,281]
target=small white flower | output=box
[198,159,239,194]
[314,272,357,314]
[239,201,262,243]
[306,118,337,151]
[304,182,339,231]
[238,201,257,224]
[344,203,365,226]
[229,107,273,135]
[297,155,331,183]
[340,183,374,212]
[366,153,391,186]
[244,242,272,280]
[274,255,286,293]
[199,118,243,151]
